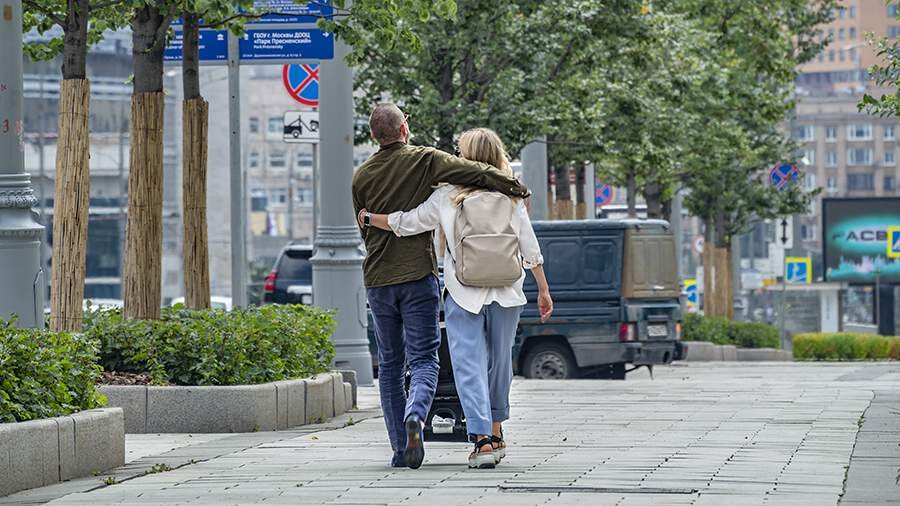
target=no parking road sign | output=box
[785,256,812,284]
[595,183,615,207]
[283,63,319,106]
[769,163,800,191]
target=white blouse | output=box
[387,185,544,315]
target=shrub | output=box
[0,321,104,423]
[83,305,336,386]
[793,333,900,360]
[683,314,780,349]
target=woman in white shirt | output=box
[358,128,553,469]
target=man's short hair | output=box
[369,103,404,144]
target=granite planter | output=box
[99,372,352,434]
[0,408,125,497]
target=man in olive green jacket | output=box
[352,103,529,469]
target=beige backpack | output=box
[452,191,523,287]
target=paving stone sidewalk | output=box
[6,362,900,505]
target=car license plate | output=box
[647,324,667,337]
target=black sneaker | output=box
[404,416,425,469]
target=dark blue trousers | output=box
[367,275,441,463]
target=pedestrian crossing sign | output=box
[887,226,900,259]
[683,279,698,308]
[785,257,812,284]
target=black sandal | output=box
[491,432,506,462]
[468,437,495,469]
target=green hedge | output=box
[683,314,780,349]
[793,333,900,360]
[84,304,336,386]
[0,322,104,423]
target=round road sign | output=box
[769,163,800,191]
[595,183,614,207]
[282,64,320,106]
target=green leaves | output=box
[83,305,336,386]
[0,325,104,423]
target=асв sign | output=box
[822,198,900,283]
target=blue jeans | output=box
[443,294,522,438]
[367,275,441,460]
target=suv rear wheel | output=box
[523,342,578,379]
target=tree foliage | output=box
[860,2,899,117]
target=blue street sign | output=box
[170,1,332,26]
[888,226,900,259]
[684,279,698,306]
[785,257,811,284]
[239,29,334,61]
[164,30,228,62]
[769,163,800,191]
[595,183,614,206]
[250,0,333,24]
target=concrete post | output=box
[521,137,548,220]
[311,15,374,386]
[583,162,595,219]
[227,32,246,308]
[0,0,45,327]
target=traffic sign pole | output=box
[311,6,374,386]
[227,31,247,309]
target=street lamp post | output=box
[311,8,374,386]
[0,0,45,327]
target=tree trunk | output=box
[626,171,637,218]
[124,7,169,320]
[644,181,663,219]
[61,0,89,80]
[124,93,165,320]
[575,163,586,219]
[702,219,715,316]
[49,79,90,331]
[180,13,210,310]
[553,164,572,220]
[436,48,455,153]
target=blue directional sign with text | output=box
[251,0,333,24]
[164,30,228,62]
[785,257,812,284]
[239,29,334,61]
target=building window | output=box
[267,117,281,134]
[849,6,856,18]
[886,150,896,165]
[818,51,825,63]
[826,176,838,193]
[839,49,846,62]
[794,125,814,141]
[826,150,837,167]
[849,48,857,62]
[803,148,816,165]
[890,26,900,38]
[829,50,835,62]
[838,28,845,40]
[800,224,817,241]
[885,176,897,191]
[847,124,872,140]
[848,148,873,165]
[885,125,895,140]
[249,117,259,134]
[849,26,857,39]
[825,126,838,141]
[269,150,286,168]
[890,4,898,17]
[248,150,259,168]
[847,173,875,191]
[804,173,817,190]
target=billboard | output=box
[823,198,900,283]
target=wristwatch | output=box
[363,212,372,227]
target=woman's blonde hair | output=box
[451,128,515,206]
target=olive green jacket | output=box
[352,142,529,288]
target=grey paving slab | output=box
[4,363,899,505]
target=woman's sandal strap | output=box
[474,437,493,451]
[490,435,503,444]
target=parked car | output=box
[366,219,685,380]
[169,296,233,311]
[262,244,313,305]
[515,219,685,379]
